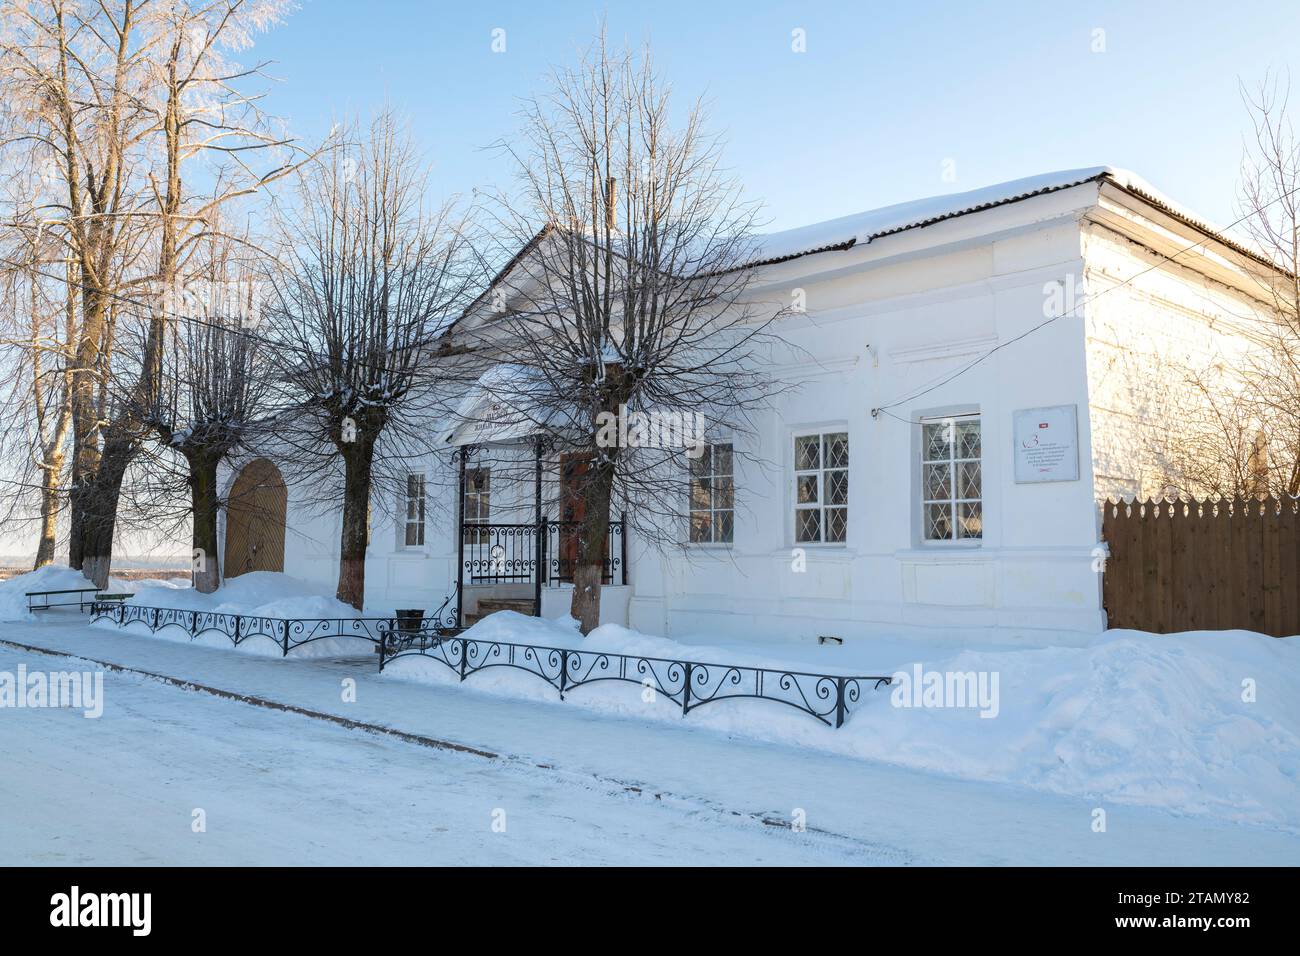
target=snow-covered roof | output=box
[749,166,1243,267]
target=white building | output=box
[218,167,1275,647]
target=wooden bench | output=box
[25,588,100,613]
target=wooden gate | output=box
[224,458,287,578]
[1101,496,1300,636]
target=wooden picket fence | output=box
[1101,496,1300,637]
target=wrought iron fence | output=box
[377,629,890,729]
[462,522,538,584]
[91,595,459,657]
[90,597,891,728]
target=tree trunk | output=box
[569,458,616,634]
[33,455,63,569]
[74,434,132,589]
[68,290,110,571]
[69,287,166,580]
[336,437,376,611]
[188,450,222,594]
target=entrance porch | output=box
[451,440,627,627]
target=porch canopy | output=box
[444,363,566,448]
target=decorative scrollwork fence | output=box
[91,595,459,656]
[376,628,891,728]
[90,599,891,728]
[462,518,626,587]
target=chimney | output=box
[605,176,617,231]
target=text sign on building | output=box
[1013,405,1079,483]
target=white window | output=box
[403,474,426,547]
[922,415,982,541]
[689,442,734,544]
[794,431,848,543]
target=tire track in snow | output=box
[0,637,499,757]
[0,637,917,864]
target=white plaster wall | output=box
[1081,217,1265,503]
[632,188,1108,646]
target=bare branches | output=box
[1149,73,1300,501]
[469,31,788,632]
[0,0,305,583]
[262,108,483,608]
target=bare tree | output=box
[1228,75,1300,497]
[0,0,156,580]
[0,204,77,566]
[73,0,302,587]
[472,34,786,633]
[1159,73,1300,501]
[1156,365,1273,499]
[263,110,479,610]
[130,227,273,591]
[0,0,303,585]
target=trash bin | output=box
[394,609,425,635]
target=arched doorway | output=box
[224,458,287,578]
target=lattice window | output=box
[794,431,848,543]
[688,443,734,544]
[922,416,982,541]
[462,467,490,544]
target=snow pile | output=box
[850,631,1300,830]
[0,565,107,621]
[385,613,1300,830]
[126,571,357,619]
[96,572,373,658]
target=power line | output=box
[869,182,1300,423]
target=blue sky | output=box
[252,1,1300,234]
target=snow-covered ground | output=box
[1,610,1298,864]
[0,639,846,865]
[2,567,1296,864]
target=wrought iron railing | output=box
[376,629,891,729]
[462,517,626,587]
[89,599,891,729]
[462,522,538,584]
[546,519,624,585]
[91,595,459,656]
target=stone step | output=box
[467,598,537,626]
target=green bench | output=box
[25,588,99,612]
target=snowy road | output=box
[0,644,868,865]
[2,617,1298,865]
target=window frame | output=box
[402,473,426,549]
[461,466,491,545]
[792,428,849,546]
[687,441,735,547]
[920,413,983,545]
